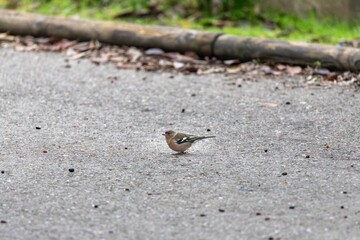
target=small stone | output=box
[268,237,274,240]
[344,216,348,219]
[181,108,185,113]
[264,217,270,221]
[199,214,206,217]
[207,129,211,132]
[43,150,48,153]
[285,101,291,105]
[109,230,114,234]
[255,212,261,216]
[305,155,310,158]
[289,205,295,209]
[264,149,268,153]
[351,165,354,167]
[342,191,348,194]
[125,188,130,192]
[282,172,288,176]
[169,75,174,79]
[1,171,4,174]
[218,209,225,213]
[237,84,242,88]
[68,168,75,173]
[124,147,128,150]
[191,93,196,97]
[93,205,99,208]
[35,126,41,130]
[340,206,344,209]
[0,220,7,224]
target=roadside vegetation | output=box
[1,0,359,44]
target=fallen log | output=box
[0,10,219,56]
[1,10,360,72]
[214,36,360,71]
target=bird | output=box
[163,130,215,153]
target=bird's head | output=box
[163,130,175,138]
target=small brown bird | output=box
[163,130,215,153]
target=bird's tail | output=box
[196,136,216,141]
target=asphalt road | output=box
[1,48,360,240]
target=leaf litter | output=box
[0,33,359,88]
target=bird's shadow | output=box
[170,152,197,158]
[172,152,187,156]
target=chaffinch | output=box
[163,130,215,153]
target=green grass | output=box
[1,0,360,45]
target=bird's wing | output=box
[175,134,198,144]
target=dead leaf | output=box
[159,59,173,67]
[73,42,90,52]
[224,59,240,66]
[275,64,286,71]
[91,53,109,64]
[70,52,87,60]
[183,51,199,60]
[260,102,278,108]
[144,48,164,55]
[226,65,242,74]
[110,56,127,63]
[313,68,330,76]
[286,66,302,75]
[126,47,142,62]
[198,67,225,75]
[116,62,137,69]
[324,72,340,81]
[89,40,101,50]
[0,33,15,42]
[173,61,185,69]
[261,66,272,75]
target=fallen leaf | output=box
[275,64,286,71]
[0,33,15,42]
[144,48,164,55]
[91,54,109,64]
[261,66,272,75]
[70,52,87,60]
[226,65,242,74]
[286,66,302,75]
[324,72,340,81]
[313,68,330,76]
[110,56,127,63]
[73,42,90,52]
[224,59,241,66]
[260,102,278,108]
[126,47,142,62]
[89,40,101,50]
[173,61,185,69]
[184,51,199,59]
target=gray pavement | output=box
[1,48,360,240]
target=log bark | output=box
[0,10,220,56]
[1,10,360,71]
[214,35,360,71]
